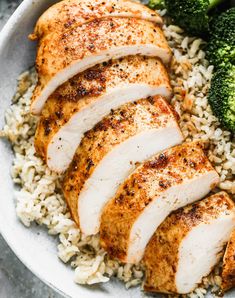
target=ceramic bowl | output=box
[0,1,233,298]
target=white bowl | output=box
[0,1,234,298]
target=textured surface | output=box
[34,56,171,172]
[0,1,62,297]
[100,142,219,263]
[32,16,171,115]
[0,234,62,298]
[0,1,20,30]
[32,0,162,39]
[63,96,180,233]
[143,192,235,294]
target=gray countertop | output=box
[0,1,63,297]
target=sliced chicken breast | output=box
[143,192,235,294]
[32,17,172,114]
[35,56,172,172]
[62,96,183,236]
[31,0,162,40]
[221,229,235,291]
[100,142,219,264]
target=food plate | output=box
[0,1,234,298]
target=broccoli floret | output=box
[148,0,166,10]
[208,63,235,132]
[207,43,235,67]
[148,0,224,36]
[206,8,235,67]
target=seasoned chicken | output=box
[62,96,183,236]
[143,192,235,295]
[35,56,172,172]
[32,17,172,114]
[100,142,219,264]
[31,0,162,40]
[221,229,235,291]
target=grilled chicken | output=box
[143,192,235,294]
[62,96,183,236]
[31,0,162,40]
[100,142,219,264]
[32,17,172,114]
[221,229,235,291]
[35,56,172,172]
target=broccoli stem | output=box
[208,0,225,11]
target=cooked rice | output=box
[1,11,234,297]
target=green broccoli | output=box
[206,8,235,67]
[148,0,166,10]
[148,0,225,36]
[208,63,235,132]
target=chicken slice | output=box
[100,142,219,264]
[32,17,172,114]
[31,0,162,40]
[143,192,235,295]
[35,56,172,173]
[62,96,183,236]
[221,229,235,291]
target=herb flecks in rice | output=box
[1,15,234,297]
[165,25,235,194]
